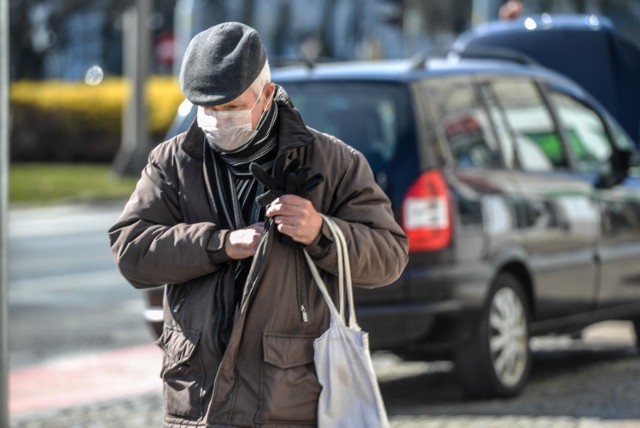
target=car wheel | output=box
[454,272,531,398]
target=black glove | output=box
[250,157,324,207]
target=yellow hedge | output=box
[10,76,185,162]
[10,76,184,135]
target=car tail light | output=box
[402,170,452,252]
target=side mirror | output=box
[614,148,632,172]
[596,148,632,188]
[628,150,640,176]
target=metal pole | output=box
[112,0,151,177]
[472,0,502,25]
[0,0,10,423]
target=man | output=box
[499,0,523,20]
[109,21,408,427]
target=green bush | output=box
[10,163,139,205]
[9,77,184,163]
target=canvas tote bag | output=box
[302,215,390,428]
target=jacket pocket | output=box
[256,333,320,425]
[156,326,204,420]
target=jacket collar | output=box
[180,85,315,160]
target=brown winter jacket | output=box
[109,89,409,427]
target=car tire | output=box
[454,272,531,398]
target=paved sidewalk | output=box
[11,394,640,428]
[9,323,640,427]
[10,344,162,416]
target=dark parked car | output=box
[453,14,640,145]
[145,53,640,398]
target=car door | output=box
[416,74,530,304]
[479,75,600,321]
[545,88,640,309]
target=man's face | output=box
[203,82,276,129]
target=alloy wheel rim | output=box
[488,287,528,387]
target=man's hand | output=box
[266,195,322,245]
[224,223,265,260]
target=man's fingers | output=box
[263,194,321,245]
[266,195,307,217]
[273,215,300,227]
[224,224,266,260]
[276,222,303,240]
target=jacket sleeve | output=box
[305,148,408,288]
[108,148,230,289]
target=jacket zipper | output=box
[239,220,272,313]
[290,147,311,323]
[296,249,309,323]
[171,286,190,313]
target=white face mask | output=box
[197,88,265,152]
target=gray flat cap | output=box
[179,22,267,106]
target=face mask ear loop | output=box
[263,84,275,110]
[249,85,265,112]
[254,84,275,129]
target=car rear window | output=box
[281,81,418,208]
[282,82,411,170]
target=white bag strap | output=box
[328,216,357,329]
[303,215,359,329]
[329,216,345,319]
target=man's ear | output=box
[264,82,276,107]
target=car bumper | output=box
[359,260,493,351]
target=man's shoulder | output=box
[148,137,177,163]
[307,126,362,162]
[304,126,374,184]
[148,131,198,169]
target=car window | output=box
[478,82,516,169]
[419,77,503,169]
[283,82,408,171]
[549,92,612,175]
[489,77,566,172]
[282,81,418,208]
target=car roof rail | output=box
[448,47,538,66]
[408,48,452,71]
[409,52,429,71]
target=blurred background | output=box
[9,0,640,81]
[7,0,640,178]
[5,0,640,427]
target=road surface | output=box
[8,202,152,370]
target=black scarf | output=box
[203,99,279,354]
